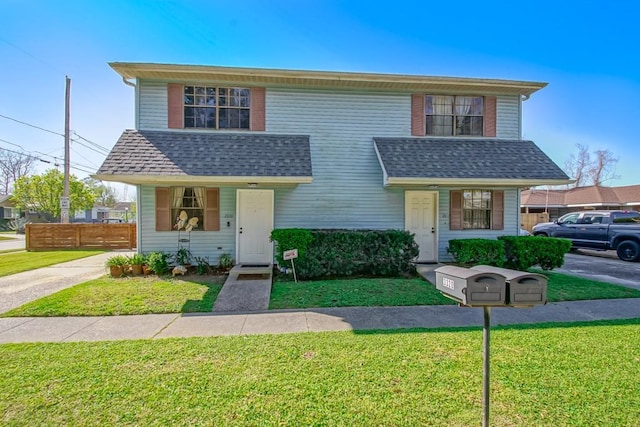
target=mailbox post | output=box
[434,265,548,427]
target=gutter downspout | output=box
[122,77,136,87]
[120,77,139,129]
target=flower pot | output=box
[142,264,152,275]
[131,264,143,276]
[109,265,124,277]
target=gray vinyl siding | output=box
[496,96,520,139]
[138,80,168,130]
[136,80,524,139]
[437,187,520,261]
[135,83,525,262]
[268,89,406,229]
[138,185,237,263]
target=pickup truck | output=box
[532,210,640,262]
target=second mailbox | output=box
[435,265,506,307]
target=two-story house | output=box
[95,63,570,265]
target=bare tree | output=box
[564,144,619,187]
[564,144,591,188]
[0,149,36,194]
[588,149,619,185]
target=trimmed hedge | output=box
[447,236,572,270]
[271,229,419,280]
[499,235,572,270]
[447,239,506,267]
[270,228,314,266]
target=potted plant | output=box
[105,254,128,277]
[218,253,233,273]
[128,253,146,275]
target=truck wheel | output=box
[616,240,640,262]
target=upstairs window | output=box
[183,86,250,129]
[425,95,484,136]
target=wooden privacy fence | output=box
[26,223,137,250]
[520,212,549,233]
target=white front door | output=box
[405,191,437,262]
[236,189,274,265]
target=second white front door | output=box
[236,189,274,265]
[405,191,437,262]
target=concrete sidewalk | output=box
[1,298,639,344]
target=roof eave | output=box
[384,177,573,187]
[109,62,547,96]
[93,174,313,186]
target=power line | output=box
[0,113,64,137]
[0,136,96,172]
[72,131,110,153]
[0,145,51,164]
[71,137,109,157]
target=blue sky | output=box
[1,0,638,198]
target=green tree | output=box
[13,169,96,221]
[83,178,118,207]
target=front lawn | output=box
[2,276,225,317]
[4,271,640,317]
[0,250,105,277]
[0,235,15,241]
[0,319,638,426]
[270,277,454,309]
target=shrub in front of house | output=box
[271,229,418,280]
[499,235,572,270]
[447,239,506,267]
[447,236,571,270]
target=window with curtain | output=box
[171,187,204,231]
[463,190,492,229]
[183,86,251,129]
[425,95,484,136]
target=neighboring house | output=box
[74,202,134,223]
[95,63,569,264]
[521,185,640,221]
[0,194,20,220]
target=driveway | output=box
[558,250,640,290]
[0,233,25,251]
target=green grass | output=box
[2,276,225,317]
[0,250,105,277]
[0,319,638,426]
[0,235,15,241]
[270,273,640,309]
[534,269,640,301]
[5,271,640,317]
[270,277,455,309]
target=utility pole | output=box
[61,76,71,223]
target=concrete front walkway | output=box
[212,264,273,312]
[0,251,134,314]
[1,298,639,344]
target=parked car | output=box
[101,218,124,224]
[532,210,640,261]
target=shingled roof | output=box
[95,130,313,185]
[522,185,640,208]
[373,138,571,186]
